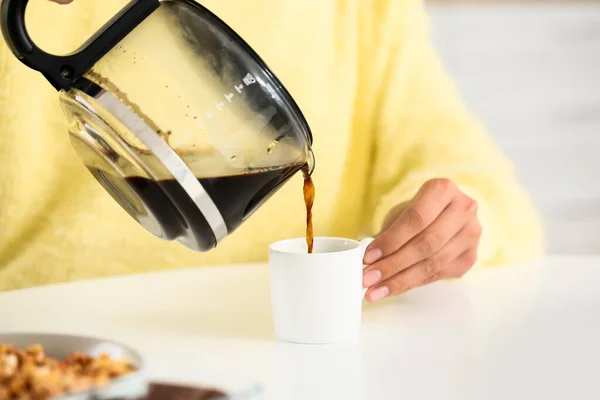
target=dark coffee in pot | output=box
[88,163,301,251]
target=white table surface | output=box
[1,255,599,400]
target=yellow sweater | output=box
[0,0,543,291]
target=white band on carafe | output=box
[94,90,228,245]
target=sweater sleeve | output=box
[366,0,544,267]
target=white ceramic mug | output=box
[268,236,374,344]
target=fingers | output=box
[410,247,479,290]
[364,179,458,265]
[445,247,479,279]
[380,202,408,232]
[363,192,477,287]
[365,219,481,301]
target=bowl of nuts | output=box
[0,332,147,400]
[0,333,252,400]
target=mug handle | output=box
[359,237,375,299]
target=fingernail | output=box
[364,248,383,264]
[369,286,389,302]
[363,270,382,287]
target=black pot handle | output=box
[0,0,160,91]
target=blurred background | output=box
[425,0,600,254]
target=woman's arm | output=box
[365,0,544,268]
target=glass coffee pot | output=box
[0,0,314,251]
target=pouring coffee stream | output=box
[303,166,315,254]
[0,0,316,252]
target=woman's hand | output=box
[363,178,482,302]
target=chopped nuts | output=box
[0,344,135,400]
